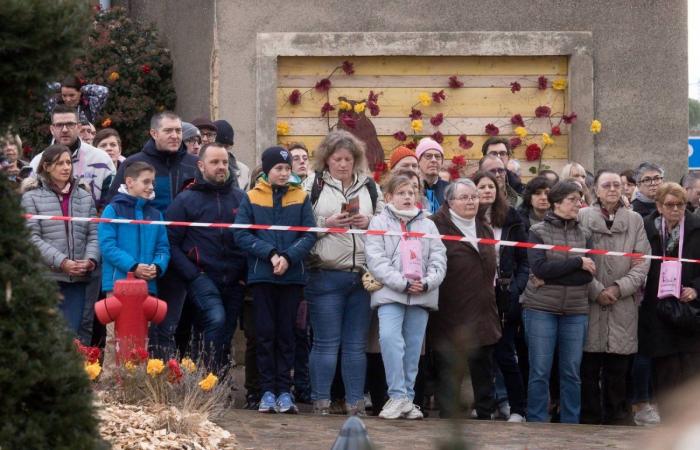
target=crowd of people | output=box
[4,85,700,425]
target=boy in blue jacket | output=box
[235,146,317,414]
[99,161,170,372]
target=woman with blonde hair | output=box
[561,162,593,206]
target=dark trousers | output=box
[435,344,496,419]
[149,270,187,359]
[580,352,631,425]
[652,352,700,415]
[495,319,527,416]
[252,283,302,395]
[242,299,260,398]
[293,300,311,399]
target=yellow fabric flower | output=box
[124,361,136,372]
[108,71,120,82]
[276,121,290,136]
[410,119,423,133]
[590,119,602,134]
[338,100,352,111]
[84,362,101,381]
[542,133,555,146]
[353,102,366,114]
[418,92,432,106]
[146,358,165,377]
[514,127,528,139]
[198,373,218,391]
[552,78,567,90]
[180,357,196,373]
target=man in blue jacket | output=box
[164,143,247,372]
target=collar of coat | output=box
[580,204,629,235]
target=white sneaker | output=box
[364,393,373,410]
[379,398,407,419]
[507,413,526,423]
[495,402,511,420]
[634,404,661,426]
[403,403,424,420]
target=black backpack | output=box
[310,170,378,212]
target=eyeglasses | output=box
[201,131,217,138]
[599,182,622,190]
[421,153,443,161]
[639,176,664,186]
[564,196,583,204]
[52,122,78,130]
[453,195,479,202]
[487,150,509,158]
[662,202,685,210]
[184,137,201,145]
[488,168,506,175]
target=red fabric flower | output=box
[74,339,101,364]
[485,123,499,136]
[448,167,460,180]
[141,64,151,74]
[167,358,183,383]
[128,347,149,363]
[367,101,380,116]
[430,113,444,127]
[562,112,578,124]
[320,102,335,117]
[367,90,379,103]
[458,134,474,150]
[538,76,548,90]
[525,143,542,161]
[510,82,521,93]
[393,131,407,141]
[341,60,355,75]
[340,113,357,129]
[535,106,551,118]
[509,137,522,149]
[373,161,387,182]
[22,144,32,158]
[452,155,466,168]
[448,75,464,88]
[288,89,302,105]
[406,141,417,150]
[551,125,561,136]
[409,108,422,120]
[431,131,444,143]
[432,90,446,103]
[315,78,332,92]
[510,114,525,127]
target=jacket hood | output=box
[190,168,236,192]
[111,184,154,208]
[21,175,81,195]
[141,138,188,162]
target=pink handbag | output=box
[657,218,683,299]
[400,222,423,281]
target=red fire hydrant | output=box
[94,272,167,364]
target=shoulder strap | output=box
[310,170,325,206]
[365,178,378,212]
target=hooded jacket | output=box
[105,138,198,213]
[165,171,247,284]
[235,175,317,285]
[365,206,447,310]
[99,186,170,293]
[21,176,99,282]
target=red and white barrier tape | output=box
[22,214,699,264]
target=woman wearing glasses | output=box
[520,180,595,423]
[638,182,700,415]
[631,162,665,218]
[429,178,501,419]
[577,170,651,425]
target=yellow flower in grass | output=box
[542,133,555,146]
[514,126,528,139]
[85,362,101,381]
[180,357,196,373]
[353,102,366,114]
[124,361,136,372]
[418,92,432,106]
[276,121,290,136]
[146,358,165,377]
[552,78,567,90]
[410,119,423,133]
[108,71,120,82]
[590,119,602,134]
[338,100,352,111]
[199,373,218,391]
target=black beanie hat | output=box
[214,119,234,145]
[262,146,291,175]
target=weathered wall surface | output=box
[129,0,688,180]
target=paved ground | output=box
[216,409,652,450]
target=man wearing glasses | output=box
[631,162,665,218]
[416,137,449,214]
[29,104,116,210]
[479,154,522,207]
[482,137,524,195]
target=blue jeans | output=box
[523,309,588,423]
[58,281,87,334]
[307,270,371,404]
[378,303,428,401]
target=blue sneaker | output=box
[258,391,277,413]
[276,392,298,414]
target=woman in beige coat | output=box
[577,169,651,425]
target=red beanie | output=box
[389,146,418,170]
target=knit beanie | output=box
[262,146,291,175]
[214,119,234,146]
[389,146,418,170]
[415,137,444,160]
[181,122,200,141]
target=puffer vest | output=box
[520,215,590,315]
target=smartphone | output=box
[341,196,360,215]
